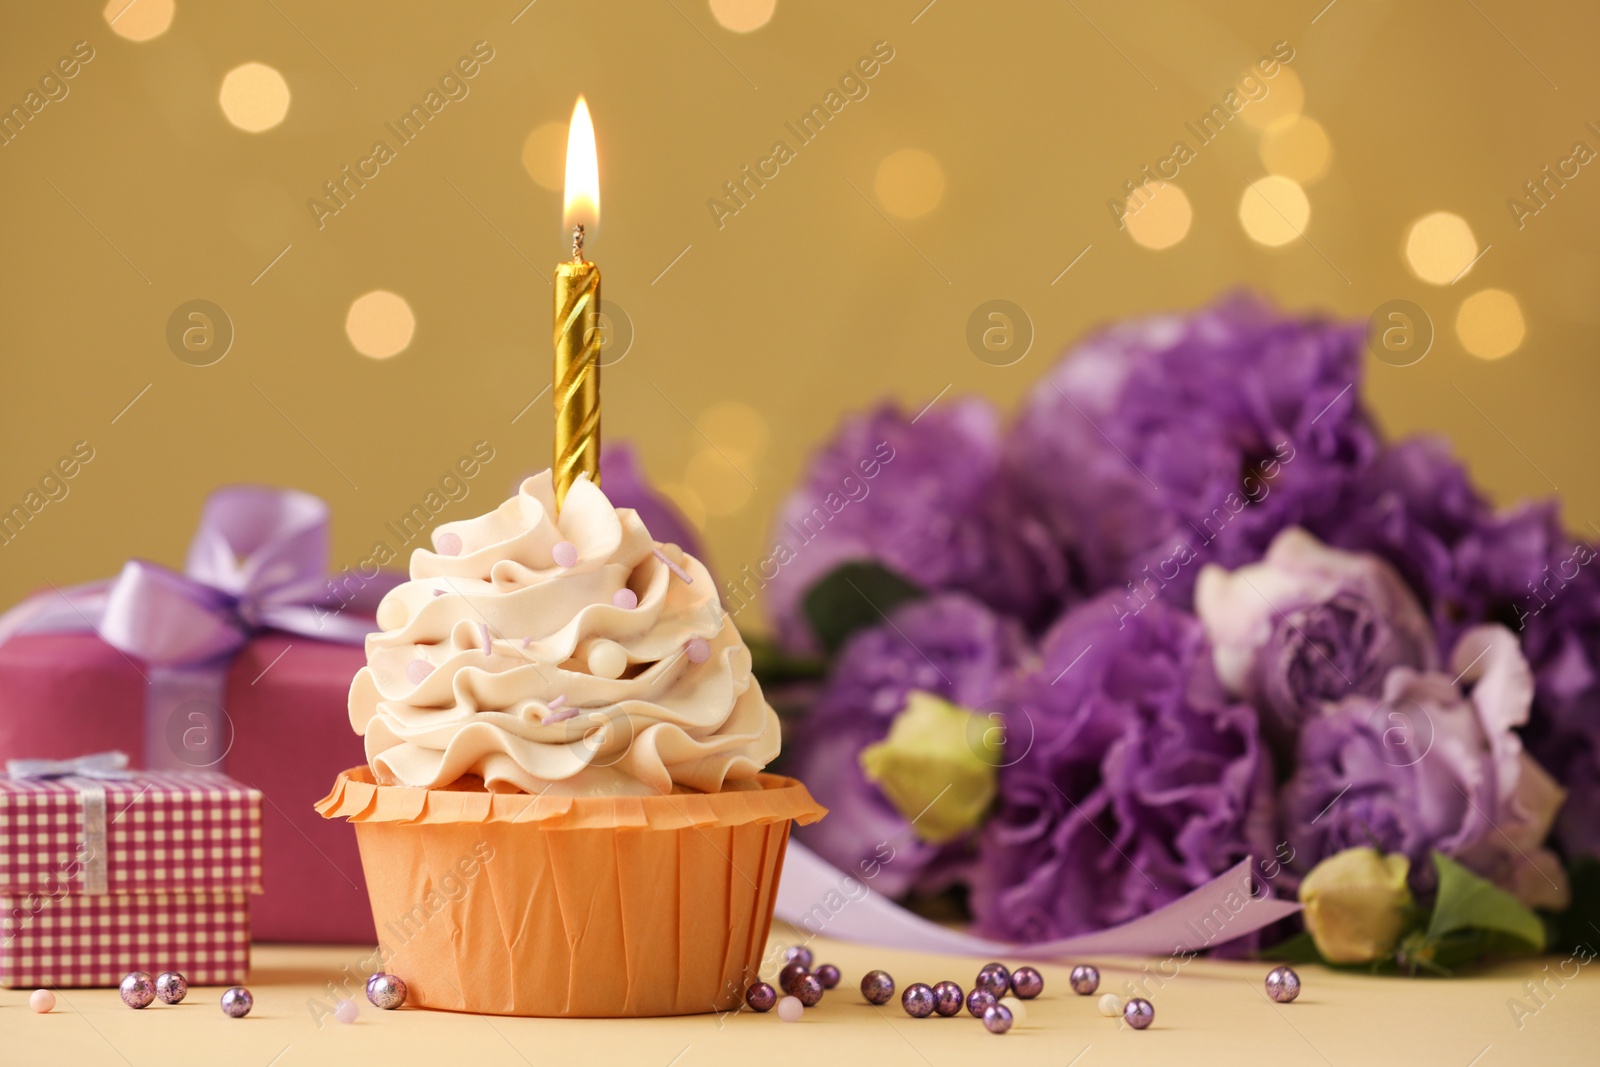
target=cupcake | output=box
[317,471,824,1017]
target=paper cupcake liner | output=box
[316,767,826,1017]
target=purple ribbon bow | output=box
[0,486,401,771]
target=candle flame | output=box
[563,96,600,237]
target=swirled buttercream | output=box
[350,472,779,796]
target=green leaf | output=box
[801,561,925,655]
[1547,855,1600,954]
[1425,852,1545,954]
[1258,930,1323,964]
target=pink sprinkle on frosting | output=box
[686,637,712,664]
[612,589,639,610]
[405,660,434,685]
[479,623,492,655]
[545,706,580,724]
[547,694,567,711]
[552,540,578,568]
[653,547,693,584]
[436,532,462,556]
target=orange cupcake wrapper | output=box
[317,768,826,1017]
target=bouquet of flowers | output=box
[762,294,1599,971]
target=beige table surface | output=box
[2,922,1593,1066]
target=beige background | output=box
[4,934,1594,1065]
[2,0,1597,628]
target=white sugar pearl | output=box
[587,640,628,680]
[30,989,54,1013]
[999,996,1026,1024]
[1097,993,1122,1017]
[334,998,358,1024]
[777,995,804,1022]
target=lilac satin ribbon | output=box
[776,840,1301,958]
[0,486,401,771]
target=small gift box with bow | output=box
[0,486,400,943]
[0,752,263,988]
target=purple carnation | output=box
[765,398,1068,652]
[1008,293,1378,603]
[972,595,1274,941]
[789,594,1024,898]
[599,443,704,563]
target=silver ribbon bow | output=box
[6,751,132,895]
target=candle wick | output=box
[571,224,585,263]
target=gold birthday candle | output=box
[553,96,601,509]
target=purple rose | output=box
[1280,626,1568,909]
[789,594,1024,898]
[765,399,1068,653]
[1008,293,1378,602]
[972,595,1275,941]
[1195,528,1438,752]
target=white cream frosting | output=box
[350,472,779,796]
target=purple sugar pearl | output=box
[685,637,712,664]
[746,981,777,1012]
[902,982,935,1018]
[155,972,187,1005]
[119,972,156,1009]
[784,945,815,970]
[966,987,997,1018]
[1124,997,1154,1030]
[793,973,825,1008]
[860,969,895,1005]
[1265,966,1301,1004]
[778,961,809,994]
[552,541,579,568]
[366,973,407,1010]
[220,987,253,1018]
[1069,964,1100,995]
[931,981,964,1017]
[1010,966,1043,999]
[612,588,639,610]
[975,962,1011,998]
[983,1003,1014,1035]
[814,963,841,990]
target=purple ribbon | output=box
[777,841,1300,958]
[0,486,401,771]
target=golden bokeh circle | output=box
[345,291,416,360]
[709,0,777,33]
[522,121,567,192]
[1456,289,1526,360]
[1240,66,1304,131]
[1239,176,1310,247]
[1259,116,1332,184]
[686,447,755,517]
[219,62,291,133]
[1124,182,1193,250]
[104,0,175,42]
[1405,212,1479,285]
[699,400,770,462]
[874,149,946,220]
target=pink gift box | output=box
[0,631,377,944]
[0,769,261,988]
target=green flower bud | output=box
[858,691,999,844]
[1299,847,1414,964]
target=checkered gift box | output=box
[0,769,262,988]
